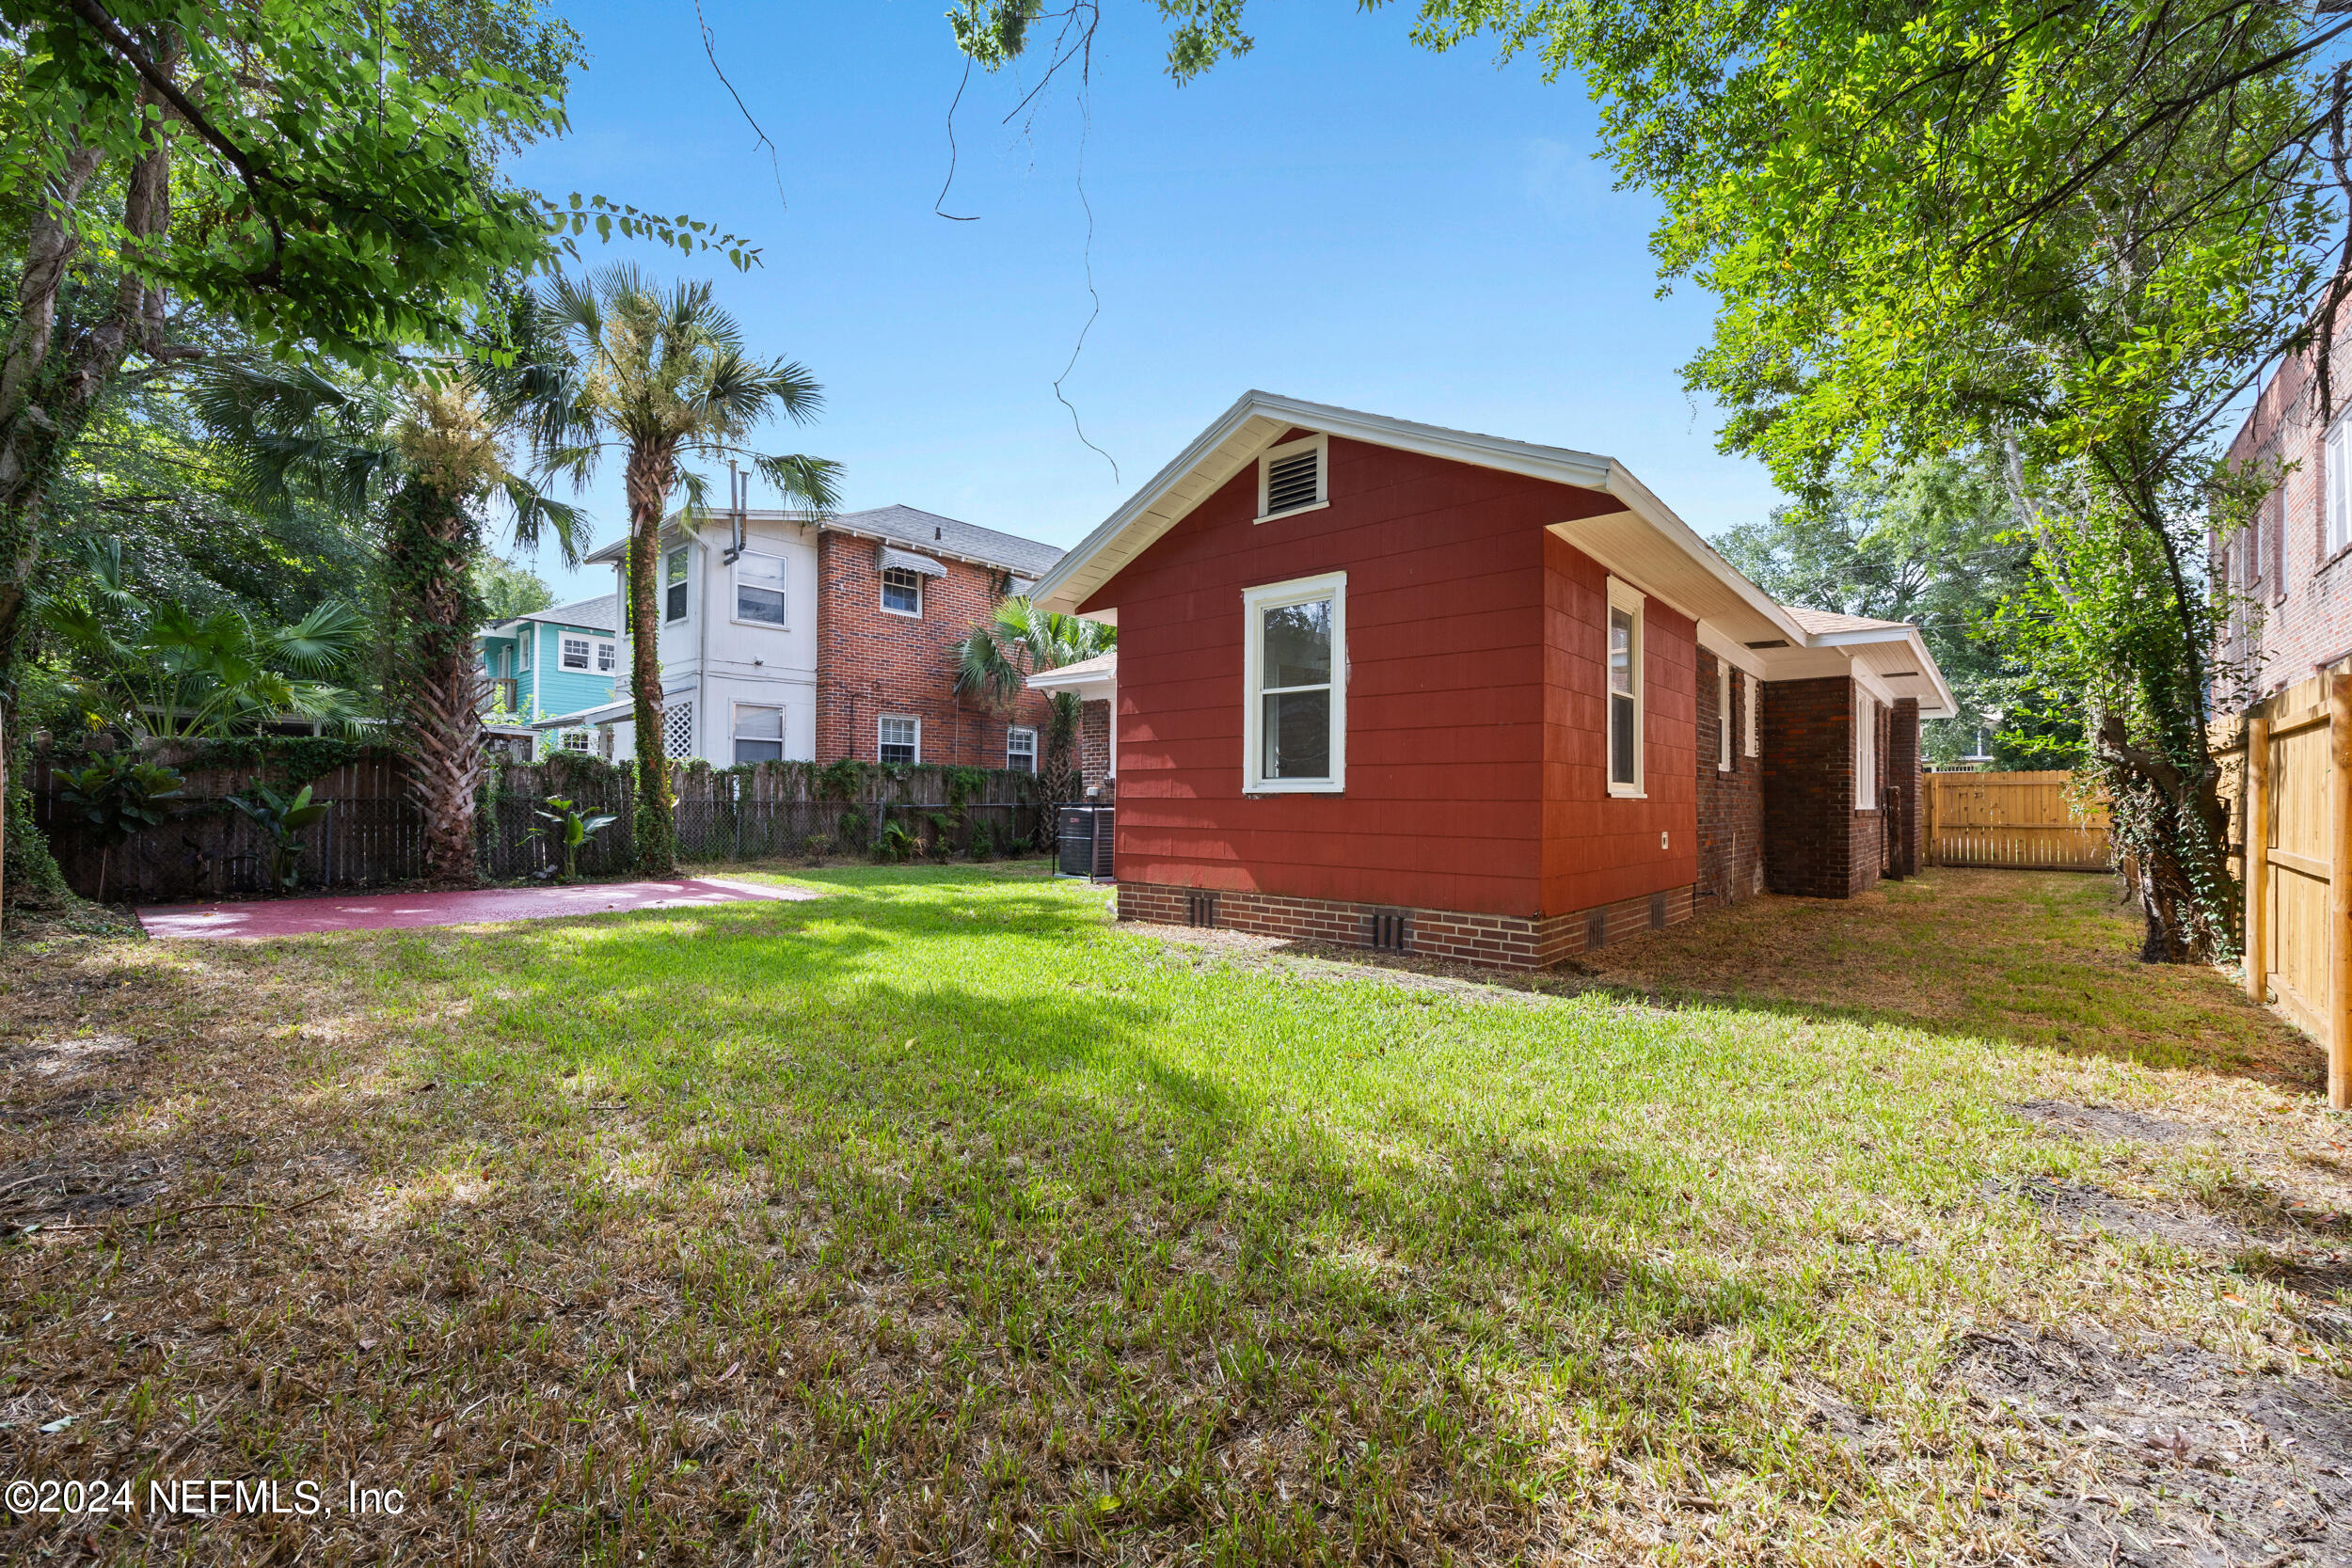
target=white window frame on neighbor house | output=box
[1255,432,1329,523]
[561,635,590,671]
[1743,672,1761,757]
[1855,689,1878,811]
[733,703,785,764]
[596,639,616,673]
[1007,726,1038,774]
[1606,578,1645,799]
[516,631,532,672]
[1242,571,1346,794]
[880,565,923,618]
[1716,661,1733,771]
[878,714,919,765]
[561,729,591,752]
[2330,409,2352,561]
[664,546,691,624]
[734,550,788,627]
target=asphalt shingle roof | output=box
[512,594,616,633]
[1784,606,1912,637]
[825,505,1064,578]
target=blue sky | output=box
[507,0,1784,606]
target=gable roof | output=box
[581,505,1064,579]
[484,593,616,637]
[1028,391,1956,718]
[1784,607,1908,638]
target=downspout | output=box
[695,534,711,764]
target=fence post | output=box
[2247,710,2269,1006]
[2331,673,2352,1110]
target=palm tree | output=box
[196,362,581,884]
[487,264,841,876]
[43,537,370,738]
[953,598,1117,836]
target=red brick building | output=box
[1028,393,1954,968]
[2217,325,2352,697]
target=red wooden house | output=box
[1027,393,1957,968]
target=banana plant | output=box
[226,784,332,892]
[531,796,618,881]
[53,754,185,904]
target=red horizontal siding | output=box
[1092,434,1699,917]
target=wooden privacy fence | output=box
[30,747,1049,903]
[1923,771,2112,870]
[2217,672,2352,1105]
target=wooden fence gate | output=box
[1923,771,2112,871]
[2217,672,2352,1105]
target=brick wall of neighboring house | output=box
[1694,651,1765,911]
[1116,880,1695,971]
[2219,323,2352,698]
[1078,699,1112,795]
[812,531,1055,769]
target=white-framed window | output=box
[735,551,787,626]
[878,714,919,765]
[561,729,590,752]
[1007,726,1037,774]
[1242,572,1346,793]
[1256,432,1328,522]
[881,566,923,617]
[596,640,616,673]
[734,704,784,764]
[664,546,691,623]
[2330,411,2352,561]
[1855,689,1878,811]
[516,632,532,672]
[561,635,590,670]
[1743,673,1761,757]
[1716,661,1732,771]
[1606,578,1644,797]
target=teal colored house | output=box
[475,595,619,743]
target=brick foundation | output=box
[1117,880,1697,971]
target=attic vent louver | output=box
[1264,448,1321,514]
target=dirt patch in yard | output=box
[2013,1099,2197,1143]
[1956,1327,2352,1567]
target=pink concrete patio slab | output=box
[137,878,819,940]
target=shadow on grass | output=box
[1174,867,2320,1091]
[0,869,1935,1562]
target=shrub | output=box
[802,833,832,864]
[875,819,917,863]
[835,808,868,850]
[1008,835,1034,858]
[968,819,997,861]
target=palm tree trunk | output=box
[386,482,487,885]
[625,446,678,876]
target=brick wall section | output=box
[1694,653,1765,911]
[1888,697,1922,877]
[2219,323,2352,700]
[1763,675,1873,897]
[1078,698,1112,795]
[813,531,1054,768]
[1118,880,1696,971]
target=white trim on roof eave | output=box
[1828,625,1958,720]
[1590,463,1810,645]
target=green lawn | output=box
[2,865,2345,1563]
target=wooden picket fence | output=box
[2215,672,2352,1103]
[1922,770,2112,871]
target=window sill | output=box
[1244,782,1343,796]
[731,618,791,631]
[1253,500,1329,525]
[1607,784,1646,800]
[879,606,922,619]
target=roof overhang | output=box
[1029,391,1810,650]
[1754,625,1959,720]
[1027,390,1958,719]
[1027,651,1117,703]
